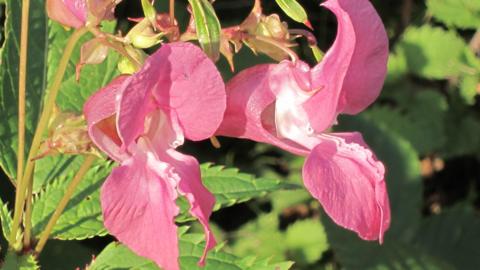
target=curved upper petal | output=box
[216,64,310,156]
[162,149,217,265]
[304,0,388,132]
[302,132,390,242]
[117,42,226,147]
[101,149,180,270]
[151,42,226,141]
[84,75,130,162]
[46,0,86,28]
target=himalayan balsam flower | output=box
[84,42,226,270]
[46,0,119,28]
[217,0,391,242]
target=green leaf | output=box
[33,155,83,193]
[188,0,221,61]
[366,90,448,154]
[459,74,479,105]
[31,159,113,240]
[0,199,12,242]
[89,231,293,270]
[398,26,468,79]
[413,206,480,269]
[275,0,311,27]
[426,0,480,29]
[285,219,329,264]
[177,164,299,221]
[0,0,47,180]
[50,22,120,113]
[1,251,39,270]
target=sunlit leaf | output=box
[274,0,311,28]
[188,0,221,61]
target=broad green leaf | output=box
[89,231,293,270]
[188,0,221,61]
[0,199,12,242]
[426,0,480,29]
[177,163,299,221]
[275,0,310,27]
[31,159,113,240]
[413,206,480,269]
[459,74,479,105]
[398,26,468,79]
[1,251,39,270]
[0,0,47,180]
[50,22,120,113]
[366,90,448,154]
[285,219,328,264]
[33,155,83,193]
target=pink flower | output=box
[84,42,226,270]
[216,0,391,242]
[46,0,119,28]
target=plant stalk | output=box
[170,0,175,24]
[34,155,97,254]
[9,27,88,246]
[23,174,33,248]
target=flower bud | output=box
[117,46,147,74]
[126,19,164,49]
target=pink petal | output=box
[330,0,388,115]
[151,42,226,141]
[101,149,180,270]
[117,42,226,147]
[302,132,390,242]
[64,0,88,23]
[304,0,388,132]
[216,64,310,156]
[46,0,85,28]
[83,75,130,162]
[162,149,217,265]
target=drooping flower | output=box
[46,0,120,28]
[84,42,226,270]
[216,0,391,242]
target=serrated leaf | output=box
[89,231,293,270]
[32,154,83,193]
[0,0,47,180]
[398,26,468,79]
[427,0,480,29]
[50,22,120,113]
[0,199,12,242]
[177,164,299,221]
[1,251,39,270]
[413,206,480,269]
[31,159,113,240]
[188,0,221,61]
[275,0,310,27]
[285,219,328,264]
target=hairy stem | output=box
[9,27,88,246]
[34,155,97,254]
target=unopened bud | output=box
[117,46,147,74]
[126,19,164,49]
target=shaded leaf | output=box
[188,0,221,61]
[31,159,113,240]
[1,251,39,270]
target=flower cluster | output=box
[75,0,390,269]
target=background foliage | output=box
[1,0,480,269]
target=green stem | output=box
[34,155,96,254]
[9,27,88,246]
[23,173,33,248]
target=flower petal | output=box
[101,149,180,270]
[151,42,226,141]
[302,132,390,242]
[162,149,217,265]
[329,0,388,114]
[46,0,85,28]
[84,75,130,162]
[304,0,388,132]
[216,64,310,156]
